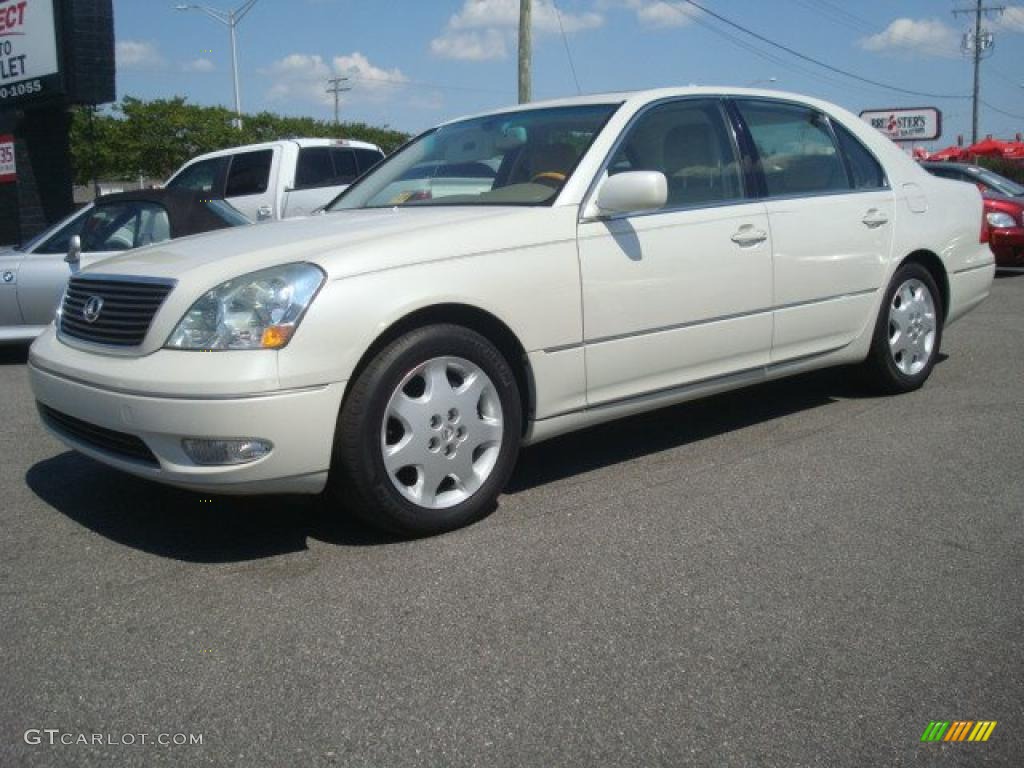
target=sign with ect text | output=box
[0,133,14,182]
[859,107,941,142]
[0,0,62,108]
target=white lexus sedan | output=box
[29,88,995,536]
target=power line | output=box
[788,0,876,35]
[552,0,581,95]
[981,100,1024,120]
[675,0,969,100]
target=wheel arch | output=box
[344,303,535,435]
[899,249,950,322]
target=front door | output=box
[577,98,774,406]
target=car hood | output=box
[79,206,572,289]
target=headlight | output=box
[165,263,325,350]
[985,211,1016,229]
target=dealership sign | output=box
[0,133,14,182]
[0,0,62,108]
[859,107,942,142]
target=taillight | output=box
[980,212,990,244]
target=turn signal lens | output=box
[260,325,294,349]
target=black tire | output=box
[861,262,944,394]
[328,324,522,537]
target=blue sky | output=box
[113,0,1024,145]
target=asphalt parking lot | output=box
[1,276,1021,767]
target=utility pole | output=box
[518,0,532,103]
[954,1,1004,144]
[326,77,352,125]
[176,1,261,130]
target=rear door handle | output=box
[731,225,768,247]
[862,208,889,228]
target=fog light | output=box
[181,438,273,466]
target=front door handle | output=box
[862,208,889,228]
[731,225,768,247]
[257,205,273,220]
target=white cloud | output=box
[116,40,166,70]
[430,29,508,61]
[265,52,408,109]
[626,1,697,28]
[431,0,602,60]
[996,6,1024,31]
[182,57,215,73]
[860,18,958,57]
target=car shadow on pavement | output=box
[25,363,943,561]
[25,453,402,563]
[0,345,29,365]
[508,365,892,493]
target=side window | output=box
[833,122,886,189]
[736,100,849,197]
[135,203,171,246]
[225,150,273,197]
[79,204,141,252]
[609,98,744,208]
[354,148,384,174]
[295,147,335,189]
[167,157,228,193]
[330,149,358,182]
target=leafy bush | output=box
[71,97,409,185]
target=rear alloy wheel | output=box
[862,262,943,394]
[330,324,522,536]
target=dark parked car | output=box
[0,189,251,343]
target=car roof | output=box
[437,86,855,126]
[183,137,383,162]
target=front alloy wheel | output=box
[382,356,504,510]
[330,324,522,536]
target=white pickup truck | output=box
[164,138,385,221]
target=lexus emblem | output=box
[82,296,104,323]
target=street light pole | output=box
[176,0,260,129]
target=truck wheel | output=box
[861,262,943,394]
[329,324,522,536]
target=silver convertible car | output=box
[1,190,250,344]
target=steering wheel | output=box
[530,171,567,188]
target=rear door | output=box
[733,99,894,362]
[224,148,278,221]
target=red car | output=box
[921,162,1024,267]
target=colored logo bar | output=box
[921,721,997,742]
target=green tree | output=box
[70,97,409,185]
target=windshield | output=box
[969,166,1024,197]
[329,103,619,210]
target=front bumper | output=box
[990,227,1024,268]
[29,362,347,495]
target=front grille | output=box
[38,403,159,466]
[59,276,174,347]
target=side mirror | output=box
[593,171,667,217]
[65,235,82,264]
